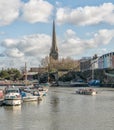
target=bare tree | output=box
[40,56,80,72]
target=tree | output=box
[0,68,22,80]
[93,54,98,60]
[0,70,10,79]
[40,56,80,72]
[40,56,49,68]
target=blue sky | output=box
[0,0,114,69]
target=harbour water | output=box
[0,87,114,130]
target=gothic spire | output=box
[50,20,58,60]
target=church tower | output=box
[49,20,58,61]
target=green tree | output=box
[0,70,10,79]
[0,68,22,80]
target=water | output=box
[0,87,114,130]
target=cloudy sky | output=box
[0,0,114,69]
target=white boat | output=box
[22,92,38,102]
[76,88,97,96]
[4,87,22,106]
[32,90,43,100]
[38,87,48,96]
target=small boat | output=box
[38,87,48,96]
[21,92,38,102]
[32,90,43,100]
[4,86,22,106]
[76,88,97,96]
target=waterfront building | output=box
[98,56,104,69]
[112,55,114,68]
[98,52,114,69]
[80,57,91,72]
[80,52,114,71]
[91,57,99,70]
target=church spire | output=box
[50,20,58,60]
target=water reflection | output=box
[23,101,39,107]
[1,87,114,130]
[4,105,21,114]
[50,95,60,112]
[1,106,22,130]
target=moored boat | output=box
[76,88,97,96]
[38,87,48,96]
[4,86,22,106]
[21,92,38,102]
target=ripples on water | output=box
[0,87,114,130]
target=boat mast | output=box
[47,57,50,83]
[37,65,40,84]
[25,62,27,86]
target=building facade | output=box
[80,57,91,72]
[80,52,114,72]
[98,52,114,69]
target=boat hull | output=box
[23,96,38,102]
[4,99,21,106]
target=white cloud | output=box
[1,29,114,60]
[1,29,114,68]
[1,39,18,48]
[0,33,52,69]
[0,1,114,27]
[59,29,114,58]
[56,3,114,26]
[0,0,21,26]
[0,0,54,26]
[22,0,53,23]
[1,34,51,58]
[5,48,24,58]
[86,29,114,48]
[65,29,76,37]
